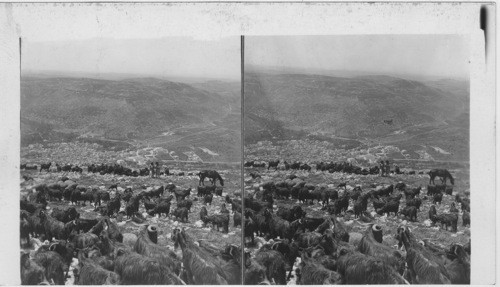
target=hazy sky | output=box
[22,37,240,80]
[246,35,470,79]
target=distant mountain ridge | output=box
[23,70,238,83]
[245,65,469,82]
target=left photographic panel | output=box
[20,36,242,285]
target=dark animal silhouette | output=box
[267,160,280,170]
[433,192,444,205]
[40,211,73,240]
[198,170,224,186]
[376,200,400,217]
[76,251,120,285]
[428,169,455,185]
[215,186,223,196]
[51,206,79,223]
[445,244,470,284]
[399,206,418,222]
[276,205,305,222]
[201,209,229,233]
[383,119,393,125]
[427,184,446,196]
[396,226,451,284]
[337,248,407,284]
[433,213,459,232]
[40,162,52,172]
[134,225,182,276]
[171,228,229,284]
[177,199,193,212]
[197,185,215,197]
[114,249,183,284]
[462,211,470,226]
[21,252,50,285]
[204,193,214,205]
[254,246,287,285]
[357,224,405,274]
[32,247,66,285]
[233,211,242,228]
[298,252,342,284]
[404,186,422,199]
[174,188,192,202]
[406,197,422,211]
[172,207,189,223]
[450,202,459,213]
[147,201,171,218]
[429,205,438,224]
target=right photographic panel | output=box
[243,35,470,285]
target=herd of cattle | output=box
[19,164,249,285]
[241,160,470,285]
[19,158,470,285]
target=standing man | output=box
[150,162,155,178]
[394,163,400,174]
[379,160,385,177]
[385,160,391,176]
[155,162,161,178]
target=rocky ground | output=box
[19,141,470,284]
[22,141,240,168]
[245,139,469,170]
[20,162,242,285]
[243,165,470,285]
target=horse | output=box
[383,119,393,125]
[198,170,224,186]
[428,169,454,185]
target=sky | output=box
[245,35,470,79]
[22,37,241,80]
[21,35,469,80]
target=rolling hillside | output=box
[244,71,469,161]
[21,75,241,162]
